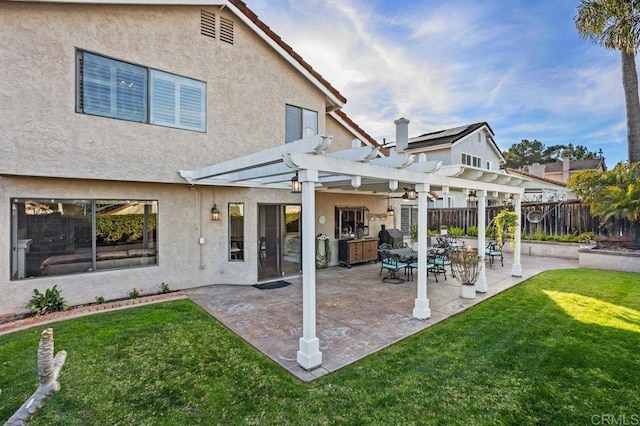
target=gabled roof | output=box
[384,122,505,163]
[407,122,493,150]
[330,110,387,153]
[229,0,346,107]
[536,158,606,173]
[506,168,566,188]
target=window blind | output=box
[82,53,147,122]
[150,70,206,132]
[285,105,302,143]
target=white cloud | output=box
[246,0,636,165]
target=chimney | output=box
[562,156,570,183]
[527,162,545,178]
[394,117,410,152]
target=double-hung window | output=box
[77,51,206,132]
[285,104,318,143]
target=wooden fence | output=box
[427,200,632,237]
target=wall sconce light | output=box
[210,204,220,221]
[291,172,302,193]
[507,194,514,205]
[468,190,477,203]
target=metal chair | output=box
[379,250,408,284]
[429,247,451,280]
[485,239,503,267]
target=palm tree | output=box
[575,0,640,164]
[568,162,640,246]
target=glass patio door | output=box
[258,204,301,281]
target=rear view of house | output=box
[0,0,382,316]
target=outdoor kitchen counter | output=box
[338,238,379,268]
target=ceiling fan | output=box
[388,186,416,201]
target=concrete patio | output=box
[187,253,578,381]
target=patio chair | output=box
[485,238,503,267]
[379,250,408,284]
[446,235,465,252]
[429,247,451,280]
[406,257,438,282]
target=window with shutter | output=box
[80,52,147,123]
[150,70,206,132]
[77,50,206,132]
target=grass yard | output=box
[1,269,639,425]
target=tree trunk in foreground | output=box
[621,49,640,164]
[6,328,67,426]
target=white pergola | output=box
[180,135,530,370]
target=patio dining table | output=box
[378,247,418,283]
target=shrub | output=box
[428,229,440,236]
[577,232,596,243]
[129,288,141,299]
[26,285,68,317]
[449,227,465,236]
[160,282,170,294]
[95,296,106,304]
[467,226,478,237]
[526,232,549,241]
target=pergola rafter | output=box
[179,134,533,371]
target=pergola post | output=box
[511,192,523,277]
[476,190,487,292]
[296,169,322,370]
[413,183,431,319]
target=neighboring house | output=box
[0,0,386,316]
[506,169,572,203]
[384,122,506,207]
[383,122,508,236]
[524,157,607,184]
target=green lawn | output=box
[1,269,639,425]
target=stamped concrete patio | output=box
[187,253,577,381]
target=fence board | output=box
[428,201,631,237]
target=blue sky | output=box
[248,0,638,166]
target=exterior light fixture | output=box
[386,196,395,216]
[407,185,416,200]
[402,189,410,202]
[210,204,220,221]
[468,190,477,203]
[507,194,514,205]
[291,172,302,193]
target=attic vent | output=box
[200,10,216,39]
[220,16,234,45]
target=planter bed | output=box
[579,247,640,273]
[458,237,586,260]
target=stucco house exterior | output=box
[2,0,536,369]
[385,122,507,206]
[0,0,388,314]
